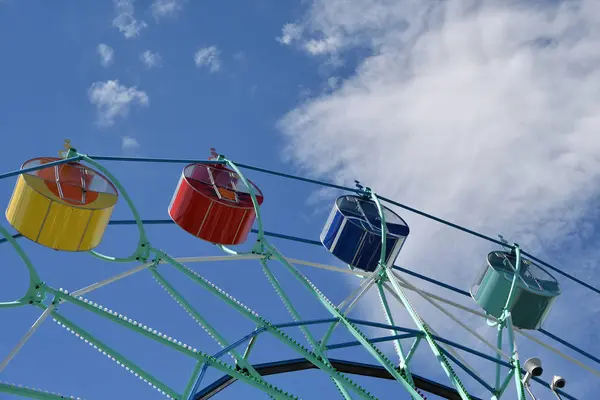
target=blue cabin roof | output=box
[335,195,410,238]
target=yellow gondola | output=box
[6,156,118,252]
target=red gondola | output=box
[168,163,264,245]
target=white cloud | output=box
[151,0,184,21]
[194,46,221,72]
[277,21,343,63]
[121,136,140,150]
[88,80,149,127]
[277,23,303,45]
[279,0,600,396]
[113,0,147,38]
[96,43,114,67]
[303,36,342,55]
[326,76,340,90]
[140,50,162,69]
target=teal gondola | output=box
[471,251,561,330]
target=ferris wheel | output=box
[0,141,597,399]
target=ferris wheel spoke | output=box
[516,328,600,378]
[380,282,486,385]
[150,270,266,381]
[384,268,472,399]
[259,259,354,400]
[493,368,516,399]
[267,244,425,400]
[183,361,206,400]
[387,279,488,319]
[381,277,600,380]
[69,254,262,300]
[72,261,156,297]
[405,336,421,364]
[337,272,378,312]
[375,281,415,386]
[50,310,180,399]
[286,257,368,278]
[159,251,379,400]
[0,381,82,400]
[369,191,475,398]
[287,256,490,319]
[170,254,266,264]
[319,269,378,351]
[0,306,54,374]
[504,316,528,400]
[390,270,511,360]
[438,347,496,394]
[48,288,298,400]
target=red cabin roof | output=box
[183,163,263,208]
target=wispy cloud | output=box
[121,136,140,150]
[277,23,303,45]
[277,21,343,63]
[194,46,221,73]
[113,0,147,38]
[326,76,340,90]
[279,0,600,396]
[88,80,149,127]
[140,50,162,69]
[96,43,114,67]
[303,36,342,55]
[151,0,185,21]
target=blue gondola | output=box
[320,195,410,272]
[471,251,561,330]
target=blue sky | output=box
[0,0,599,399]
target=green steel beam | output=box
[158,251,378,400]
[369,191,471,400]
[376,281,414,386]
[0,150,565,400]
[259,259,353,400]
[267,244,423,399]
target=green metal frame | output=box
[489,245,527,400]
[0,147,575,400]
